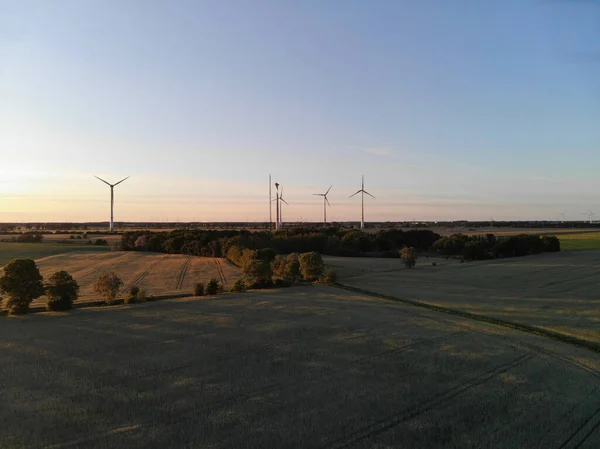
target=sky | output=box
[1,0,599,223]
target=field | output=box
[2,286,600,448]
[330,250,600,346]
[557,232,600,251]
[25,252,241,308]
[0,242,110,267]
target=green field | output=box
[558,232,600,250]
[0,242,110,267]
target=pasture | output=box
[333,250,600,346]
[2,287,600,448]
[27,252,241,308]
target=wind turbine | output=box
[349,175,374,230]
[313,185,332,226]
[558,211,566,223]
[94,176,130,232]
[269,174,272,231]
[279,185,289,229]
[582,210,596,224]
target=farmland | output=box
[557,232,600,251]
[333,249,600,346]
[0,242,110,267]
[2,286,600,448]
[27,252,241,308]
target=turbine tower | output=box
[94,176,130,232]
[558,211,566,223]
[278,185,289,229]
[269,174,272,231]
[349,175,374,230]
[313,185,332,226]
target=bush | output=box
[298,252,324,281]
[400,247,417,268]
[93,272,124,305]
[243,259,273,288]
[231,279,246,292]
[206,278,220,295]
[194,282,205,296]
[136,287,147,301]
[125,285,140,304]
[45,271,80,311]
[319,268,338,285]
[0,259,45,314]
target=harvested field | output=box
[0,242,110,267]
[2,287,600,448]
[335,250,600,345]
[23,252,241,309]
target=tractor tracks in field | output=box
[321,352,534,449]
[213,259,227,285]
[121,257,165,293]
[174,256,193,291]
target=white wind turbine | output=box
[349,175,375,230]
[313,185,332,226]
[278,185,289,228]
[94,176,130,232]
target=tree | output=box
[298,252,324,281]
[319,268,338,285]
[283,253,301,281]
[243,259,273,288]
[271,254,287,277]
[44,271,80,311]
[193,282,205,296]
[93,272,124,305]
[0,259,45,314]
[206,278,220,295]
[400,247,417,268]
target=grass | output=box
[557,232,600,250]
[1,288,599,448]
[0,242,110,267]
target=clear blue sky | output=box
[1,0,599,222]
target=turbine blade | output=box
[280,198,289,205]
[363,190,375,199]
[113,176,130,186]
[94,176,111,186]
[325,185,332,195]
[326,197,331,207]
[313,193,324,196]
[349,190,361,198]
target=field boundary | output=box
[335,283,600,354]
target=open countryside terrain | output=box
[28,252,241,307]
[2,287,600,448]
[330,249,600,346]
[0,242,110,267]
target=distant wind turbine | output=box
[279,185,289,229]
[558,211,566,223]
[349,176,374,230]
[582,210,595,224]
[313,185,332,226]
[94,176,130,232]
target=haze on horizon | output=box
[1,0,599,223]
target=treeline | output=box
[433,234,560,261]
[121,228,441,258]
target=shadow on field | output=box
[2,287,600,448]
